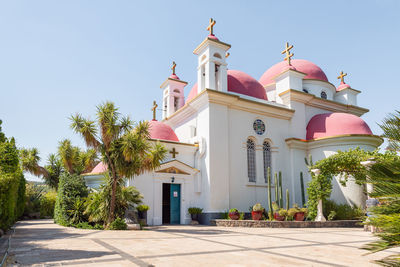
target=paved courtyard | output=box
[7,219,399,266]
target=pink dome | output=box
[149,120,179,142]
[87,162,107,174]
[169,74,180,80]
[259,59,329,86]
[306,113,372,140]
[337,82,351,91]
[187,70,267,102]
[208,34,219,41]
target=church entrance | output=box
[162,183,181,224]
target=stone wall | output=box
[210,219,362,228]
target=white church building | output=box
[83,20,383,225]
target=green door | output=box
[170,184,181,224]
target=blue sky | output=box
[0,1,398,181]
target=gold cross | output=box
[337,71,347,83]
[151,100,158,120]
[169,147,179,158]
[281,42,294,65]
[171,61,176,75]
[206,18,216,35]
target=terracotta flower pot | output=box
[294,212,305,221]
[251,210,263,220]
[274,213,285,221]
[229,212,240,220]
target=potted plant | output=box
[188,207,203,221]
[137,204,149,220]
[295,207,308,221]
[287,208,298,221]
[251,203,264,220]
[228,208,240,220]
[274,209,287,221]
[272,202,284,221]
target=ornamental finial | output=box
[171,61,176,75]
[206,18,216,36]
[151,100,158,121]
[337,71,347,84]
[281,42,294,65]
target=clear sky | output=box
[0,1,399,181]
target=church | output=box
[83,19,383,225]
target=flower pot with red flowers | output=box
[228,208,240,220]
[274,209,287,221]
[251,203,264,220]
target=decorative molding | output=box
[193,37,231,55]
[285,134,383,151]
[279,89,369,116]
[160,77,188,89]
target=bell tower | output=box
[193,18,231,94]
[160,61,187,119]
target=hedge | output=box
[54,173,88,226]
[0,133,25,231]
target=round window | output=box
[253,119,266,135]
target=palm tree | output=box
[57,139,98,175]
[43,154,63,189]
[70,101,167,224]
[379,110,400,151]
[20,148,49,178]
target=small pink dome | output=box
[259,59,329,86]
[169,74,180,80]
[306,113,372,140]
[88,162,107,174]
[149,120,179,142]
[208,34,219,41]
[187,70,267,102]
[337,82,351,91]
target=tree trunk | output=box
[106,154,118,226]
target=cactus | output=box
[300,172,306,207]
[286,189,290,210]
[267,167,273,220]
[274,173,279,207]
[279,172,283,208]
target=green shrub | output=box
[24,183,44,215]
[74,222,104,230]
[323,199,364,220]
[54,173,88,226]
[328,211,336,221]
[188,207,202,215]
[40,191,57,218]
[109,217,127,230]
[137,204,150,212]
[0,132,25,231]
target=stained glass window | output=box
[263,141,271,183]
[247,139,256,182]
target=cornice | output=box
[285,134,383,151]
[160,77,188,89]
[193,37,231,55]
[279,89,369,116]
[149,138,198,147]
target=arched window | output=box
[263,141,271,183]
[320,91,327,99]
[213,53,222,59]
[247,139,256,182]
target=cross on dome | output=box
[151,100,158,121]
[281,42,294,65]
[206,18,216,36]
[337,71,347,84]
[171,61,177,75]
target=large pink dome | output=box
[187,70,267,102]
[306,113,372,140]
[149,120,179,142]
[259,59,329,86]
